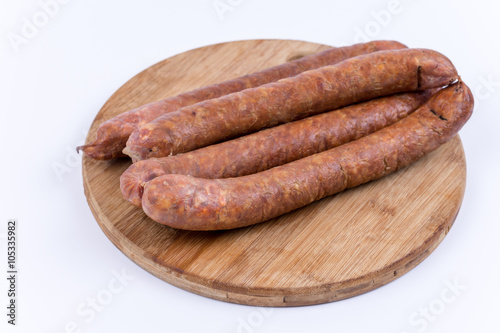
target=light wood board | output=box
[82,39,467,307]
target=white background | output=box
[1,0,499,332]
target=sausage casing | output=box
[125,48,458,161]
[141,82,473,230]
[79,40,407,159]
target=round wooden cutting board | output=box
[82,39,467,307]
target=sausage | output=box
[141,81,473,230]
[78,40,407,160]
[124,48,458,161]
[120,90,435,207]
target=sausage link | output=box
[141,81,473,230]
[124,48,458,161]
[121,90,434,206]
[78,40,406,160]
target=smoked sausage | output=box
[78,40,407,160]
[141,81,473,230]
[120,90,434,206]
[124,48,458,161]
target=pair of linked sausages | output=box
[80,41,474,231]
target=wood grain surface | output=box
[82,39,467,307]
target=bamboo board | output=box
[82,39,466,306]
